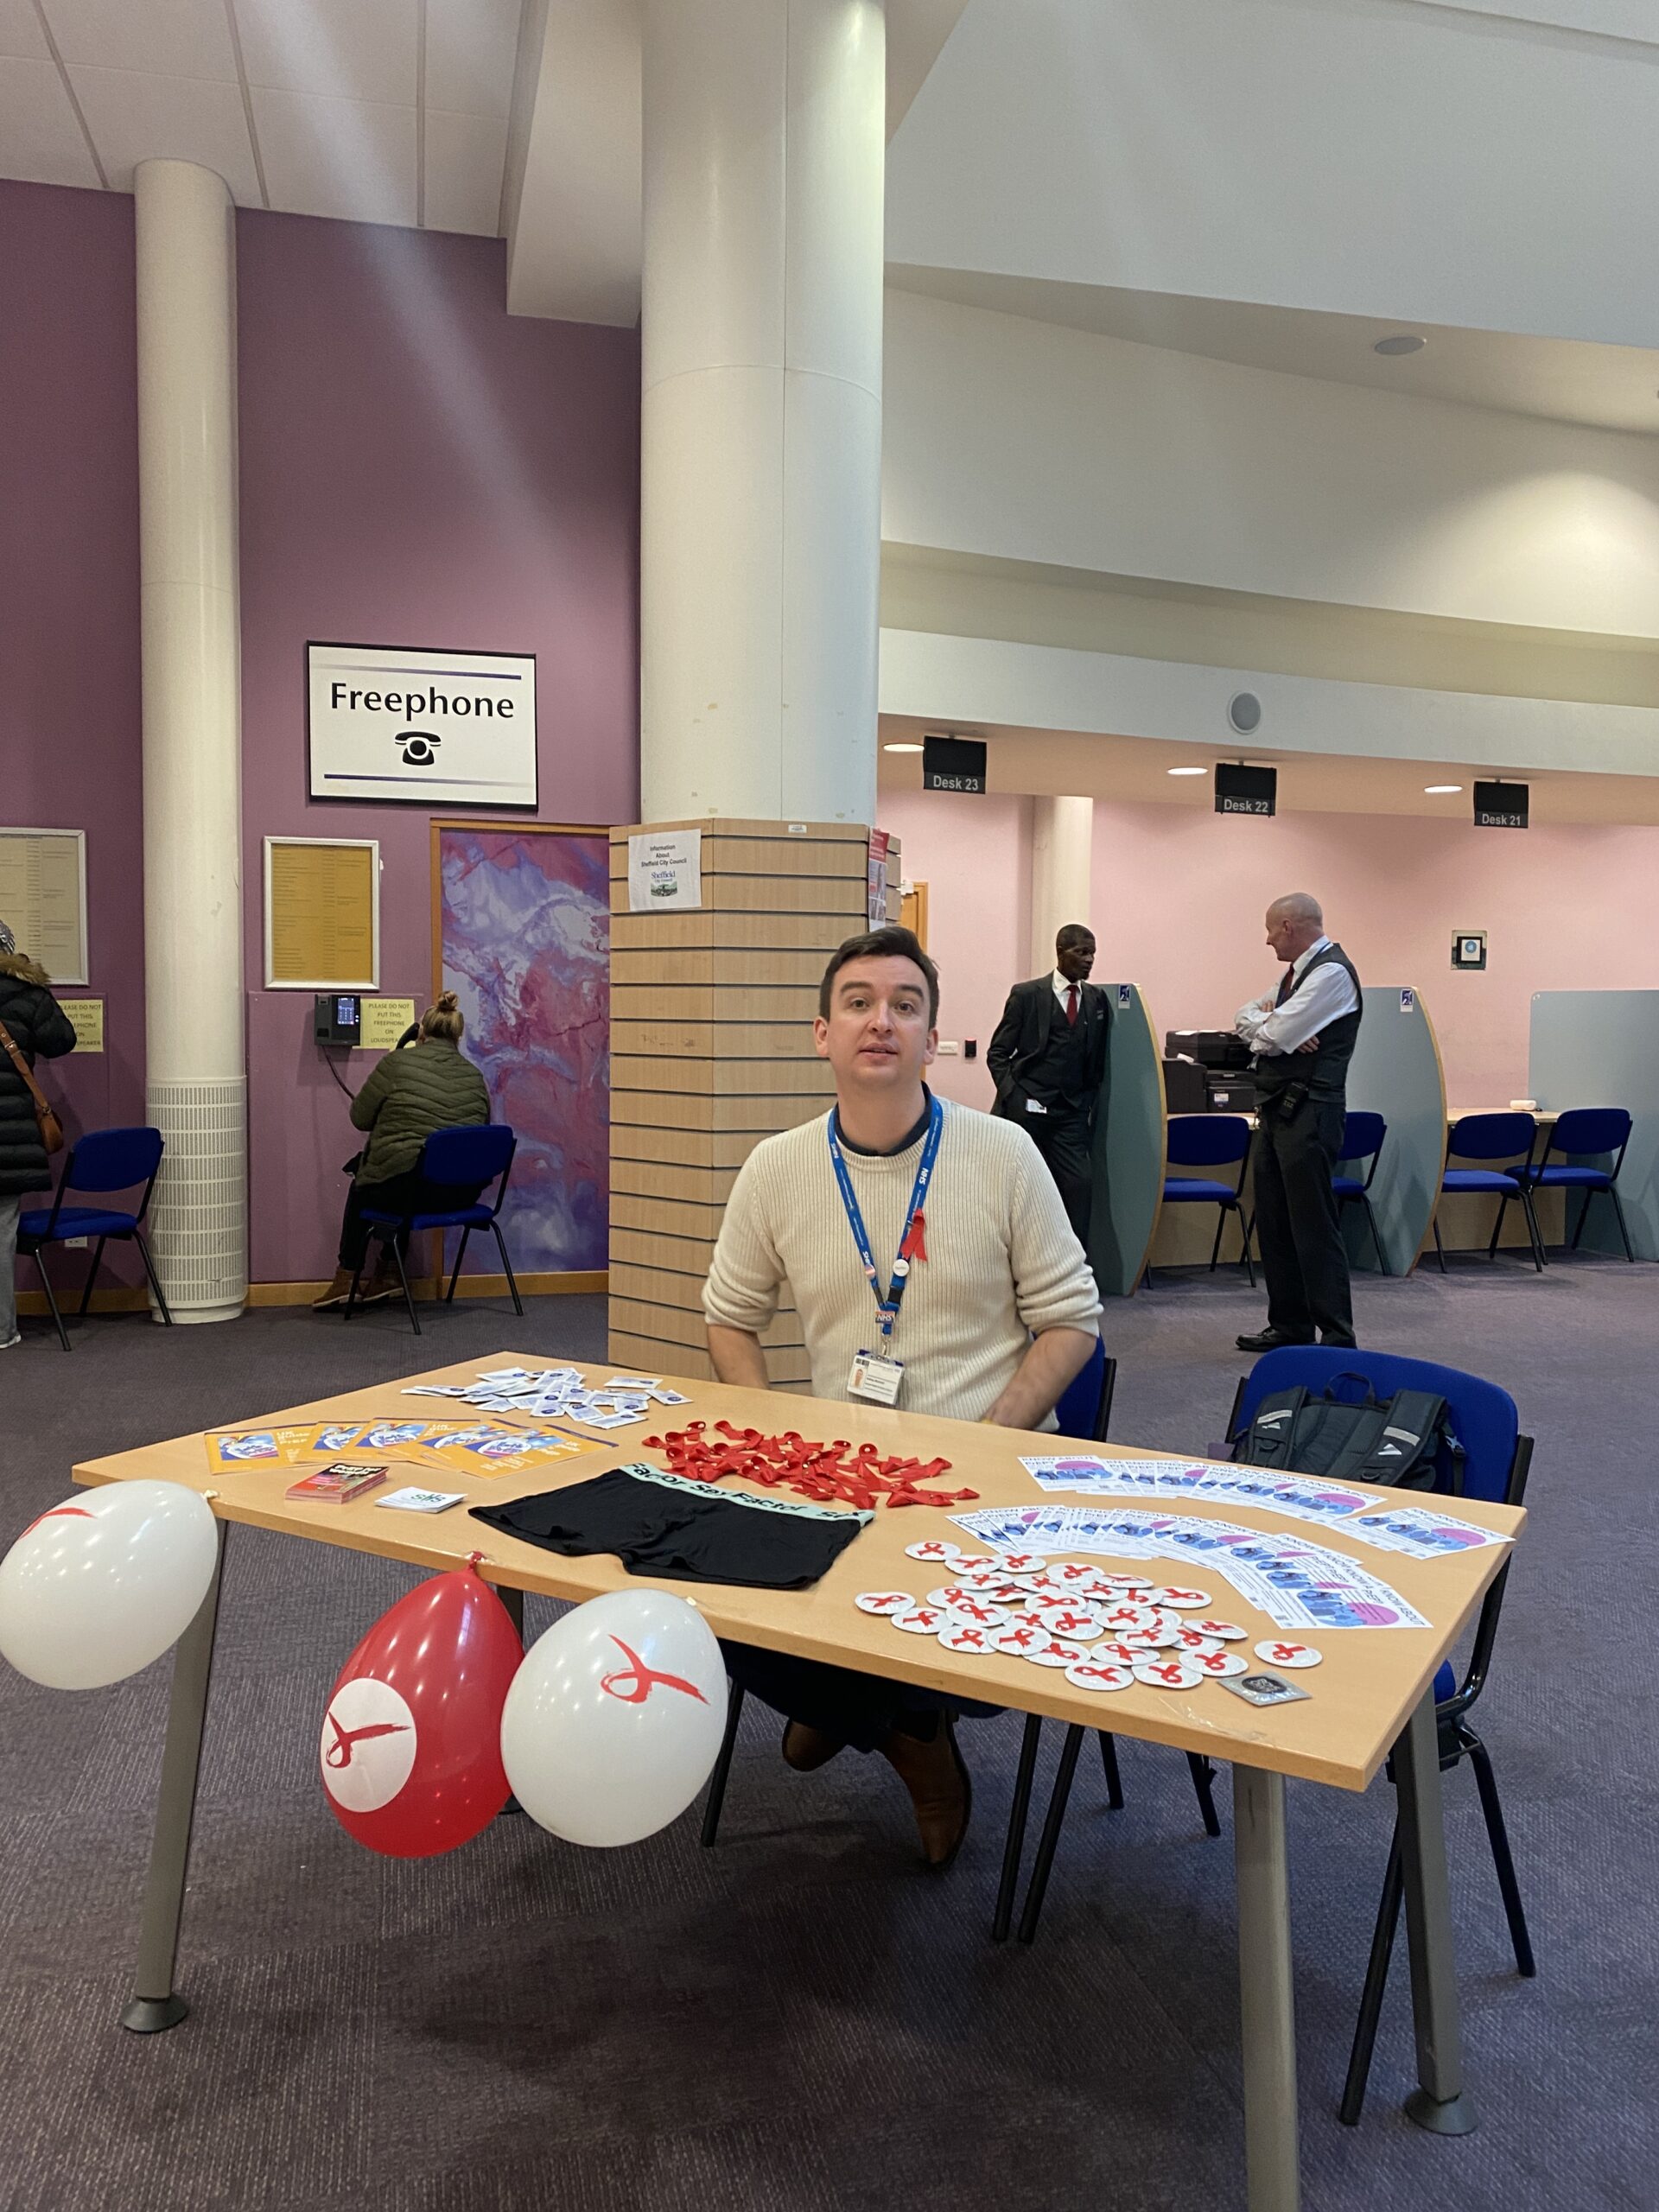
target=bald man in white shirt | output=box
[1234,893,1363,1353]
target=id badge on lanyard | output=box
[828,1099,942,1408]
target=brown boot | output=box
[782,1720,845,1772]
[357,1256,402,1306]
[312,1268,357,1311]
[878,1714,972,1870]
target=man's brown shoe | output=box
[311,1268,357,1311]
[879,1715,972,1870]
[782,1720,845,1772]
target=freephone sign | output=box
[307,642,537,807]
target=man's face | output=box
[1057,934,1096,983]
[1265,908,1306,964]
[814,957,938,1090]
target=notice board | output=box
[264,836,379,989]
[0,828,88,984]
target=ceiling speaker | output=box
[1228,692,1262,735]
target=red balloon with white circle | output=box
[320,1563,523,1857]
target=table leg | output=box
[1395,1688,1478,2135]
[121,1520,226,2033]
[1235,1764,1300,2212]
[497,1584,528,1818]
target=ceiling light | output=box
[1374,334,1427,357]
[1166,765,1207,777]
[882,741,924,753]
[1424,783,1464,794]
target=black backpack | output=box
[1236,1376,1463,1494]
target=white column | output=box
[136,160,247,1323]
[1029,795,1093,978]
[640,0,885,824]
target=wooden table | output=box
[76,1353,1526,2212]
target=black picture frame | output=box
[1452,932,1487,970]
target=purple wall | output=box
[238,213,639,1284]
[3,186,641,1294]
[1,183,146,1285]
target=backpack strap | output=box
[1239,1385,1307,1467]
[1343,1389,1449,1487]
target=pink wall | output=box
[2,183,146,1283]
[237,213,640,1282]
[878,792,1031,1107]
[882,791,1659,1107]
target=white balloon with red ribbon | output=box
[0,1482,219,1689]
[499,1588,728,1847]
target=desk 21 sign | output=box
[308,643,537,807]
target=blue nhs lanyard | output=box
[825,1097,943,1346]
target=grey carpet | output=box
[1,1258,1654,2211]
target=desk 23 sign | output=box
[308,643,537,808]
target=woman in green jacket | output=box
[314,993,491,1309]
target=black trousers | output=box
[1251,1096,1355,1344]
[1022,1105,1095,1248]
[337,1171,484,1269]
[720,1642,999,1755]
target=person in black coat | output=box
[0,919,78,1350]
[987,923,1110,1247]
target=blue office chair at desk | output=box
[1227,1348,1535,2124]
[1515,1106,1636,1262]
[1332,1109,1389,1274]
[1241,1107,1390,1274]
[1433,1110,1545,1272]
[1154,1114,1255,1288]
[17,1125,173,1351]
[344,1124,523,1335]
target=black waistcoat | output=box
[1252,943,1363,1103]
[1025,989,1094,1108]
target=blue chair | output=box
[1227,1348,1535,2124]
[1334,1109,1389,1274]
[1516,1106,1636,1262]
[1052,1336,1117,1443]
[345,1124,523,1335]
[1433,1109,1544,1273]
[1158,1114,1255,1286]
[17,1127,173,1352]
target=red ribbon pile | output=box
[639,1419,977,1511]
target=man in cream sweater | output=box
[702,925,1102,1869]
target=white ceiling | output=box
[0,0,522,232]
[0,0,970,302]
[886,268,1659,440]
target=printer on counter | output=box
[1163,1029,1257,1116]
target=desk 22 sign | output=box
[308,643,537,808]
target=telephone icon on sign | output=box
[397,730,442,766]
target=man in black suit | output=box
[988,924,1110,1247]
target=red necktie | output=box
[1275,967,1296,1007]
[1065,984,1079,1027]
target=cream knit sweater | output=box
[702,1097,1103,1422]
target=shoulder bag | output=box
[0,1014,65,1155]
